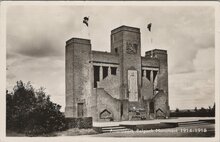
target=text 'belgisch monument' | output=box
[65,25,170,121]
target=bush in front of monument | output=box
[6,81,67,136]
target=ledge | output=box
[66,38,91,46]
[111,25,140,35]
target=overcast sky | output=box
[6,4,215,111]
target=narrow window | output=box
[121,103,123,117]
[153,71,157,82]
[115,47,118,53]
[146,70,151,81]
[93,66,100,88]
[111,67,117,75]
[150,102,154,113]
[103,66,108,79]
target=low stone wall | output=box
[120,123,178,131]
[66,117,93,129]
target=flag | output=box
[83,17,89,26]
[147,23,152,32]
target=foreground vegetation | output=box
[6,81,67,136]
[7,128,98,137]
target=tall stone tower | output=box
[145,49,169,116]
[110,26,142,120]
[111,26,141,101]
[145,49,168,94]
[65,38,92,118]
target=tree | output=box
[6,81,67,135]
[175,108,179,113]
[10,81,37,131]
[194,107,198,112]
[6,90,13,129]
[211,103,215,117]
[199,107,207,113]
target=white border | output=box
[0,1,219,142]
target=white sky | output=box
[6,4,215,111]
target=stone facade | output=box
[65,25,170,121]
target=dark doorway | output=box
[150,101,154,113]
[146,70,151,81]
[153,71,157,82]
[77,103,84,117]
[121,103,123,117]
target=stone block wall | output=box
[153,91,169,118]
[97,75,120,99]
[141,57,160,68]
[96,88,121,121]
[141,77,153,100]
[92,51,119,64]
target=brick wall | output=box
[98,75,120,99]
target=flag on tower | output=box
[147,23,152,32]
[83,17,89,26]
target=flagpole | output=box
[151,34,153,48]
[147,23,153,50]
[88,16,90,39]
[88,25,90,39]
[151,26,153,49]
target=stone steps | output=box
[101,126,131,133]
[178,121,210,126]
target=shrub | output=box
[6,81,67,136]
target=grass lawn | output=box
[6,128,99,137]
[52,128,99,136]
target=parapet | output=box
[145,49,167,58]
[111,25,140,35]
[66,38,91,46]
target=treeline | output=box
[170,105,215,117]
[6,81,67,136]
